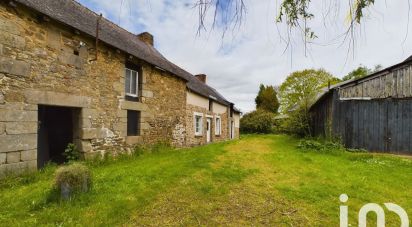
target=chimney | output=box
[195,74,207,83]
[137,32,154,46]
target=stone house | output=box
[186,75,241,146]
[0,0,241,175]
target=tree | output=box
[342,64,384,81]
[342,65,370,81]
[372,64,383,72]
[255,84,280,114]
[195,0,378,44]
[279,69,339,136]
[279,69,339,112]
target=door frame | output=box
[206,117,212,143]
[37,105,80,168]
[230,121,235,139]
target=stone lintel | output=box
[120,100,148,111]
[24,90,91,108]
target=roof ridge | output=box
[16,0,233,106]
[71,0,229,103]
[71,0,143,41]
[71,0,201,83]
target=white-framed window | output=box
[125,68,139,97]
[194,112,203,136]
[215,116,221,135]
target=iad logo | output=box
[340,194,409,227]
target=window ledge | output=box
[126,136,142,145]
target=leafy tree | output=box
[275,0,375,40]
[342,64,384,81]
[255,84,280,114]
[279,69,339,112]
[279,69,339,136]
[240,109,275,134]
[195,0,379,51]
[342,65,370,81]
[372,64,383,72]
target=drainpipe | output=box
[89,13,102,62]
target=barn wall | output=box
[332,98,412,154]
[339,65,412,99]
[310,91,334,138]
[311,90,412,154]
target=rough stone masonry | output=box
[0,0,240,176]
[0,2,188,175]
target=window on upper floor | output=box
[209,99,213,111]
[194,113,203,136]
[215,116,221,135]
[125,62,142,101]
[125,68,139,97]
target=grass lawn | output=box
[1,135,411,226]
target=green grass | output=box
[0,135,411,226]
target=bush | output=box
[240,110,275,134]
[54,163,92,199]
[297,139,344,152]
[281,105,311,137]
[63,143,81,162]
[297,138,369,154]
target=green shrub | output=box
[240,110,275,134]
[281,106,311,137]
[54,163,92,199]
[297,138,369,154]
[63,143,81,162]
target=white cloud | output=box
[78,0,412,113]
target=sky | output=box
[77,0,412,112]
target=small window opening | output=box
[127,110,141,136]
[73,50,80,56]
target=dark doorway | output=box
[38,105,77,168]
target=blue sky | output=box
[77,0,412,112]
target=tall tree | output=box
[255,84,280,114]
[279,69,339,112]
[279,69,339,136]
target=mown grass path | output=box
[1,135,412,226]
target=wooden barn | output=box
[310,56,412,154]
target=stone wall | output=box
[185,102,231,146]
[0,3,187,174]
[129,61,187,147]
[233,112,241,139]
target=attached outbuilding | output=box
[310,56,412,154]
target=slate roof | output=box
[14,0,231,105]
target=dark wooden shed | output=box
[310,56,412,154]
